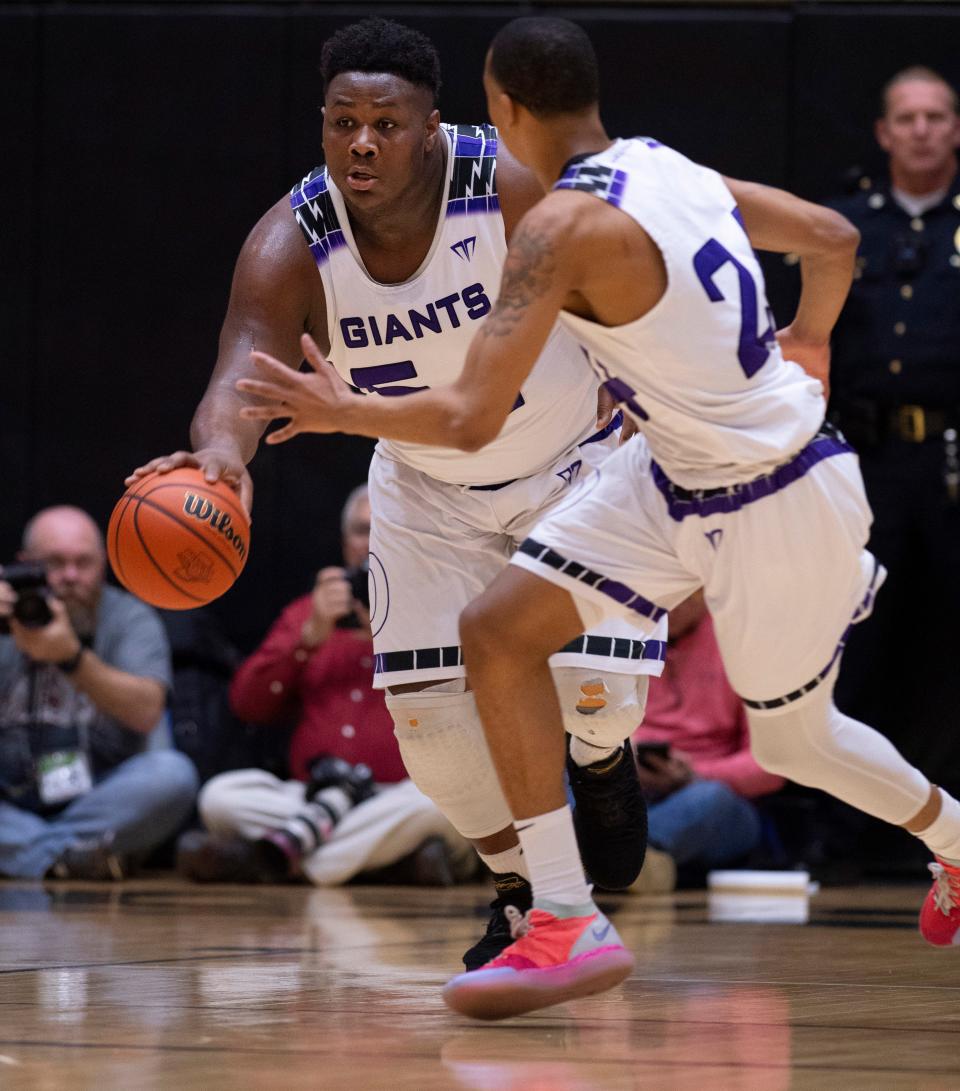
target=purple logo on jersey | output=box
[450,236,477,261]
[704,529,724,550]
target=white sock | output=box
[569,736,620,768]
[478,844,529,881]
[515,805,593,906]
[916,789,960,864]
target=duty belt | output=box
[887,405,953,443]
[833,400,958,446]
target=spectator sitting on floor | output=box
[0,506,198,880]
[632,590,785,886]
[177,485,476,887]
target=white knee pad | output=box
[553,668,649,748]
[386,684,513,840]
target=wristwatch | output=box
[55,646,86,674]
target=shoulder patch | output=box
[554,162,627,208]
[290,167,346,268]
[445,123,499,218]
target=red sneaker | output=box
[919,858,960,946]
[442,900,634,1021]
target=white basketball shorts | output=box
[510,425,885,710]
[366,415,668,689]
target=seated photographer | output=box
[178,486,476,886]
[0,506,199,880]
[632,591,785,885]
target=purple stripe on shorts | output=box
[651,430,854,522]
[518,538,667,624]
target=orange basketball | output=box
[107,468,250,609]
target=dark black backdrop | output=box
[4,2,959,653]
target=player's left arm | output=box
[723,176,859,388]
[237,200,577,452]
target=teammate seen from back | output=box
[241,17,960,1019]
[128,18,665,967]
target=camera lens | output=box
[13,590,53,628]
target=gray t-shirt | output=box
[0,585,172,806]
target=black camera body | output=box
[335,562,370,630]
[0,562,53,634]
[345,563,370,610]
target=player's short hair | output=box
[320,18,442,106]
[488,17,599,118]
[880,65,959,117]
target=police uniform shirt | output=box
[827,175,960,409]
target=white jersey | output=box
[555,138,826,488]
[291,124,598,486]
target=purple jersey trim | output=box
[554,163,628,209]
[651,428,854,522]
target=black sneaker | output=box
[568,739,648,890]
[462,871,533,971]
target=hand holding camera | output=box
[0,563,81,664]
[301,563,370,646]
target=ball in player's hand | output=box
[107,468,250,609]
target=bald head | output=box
[22,506,104,556]
[21,506,106,621]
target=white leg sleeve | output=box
[198,769,306,839]
[553,668,649,748]
[747,670,930,826]
[301,779,474,887]
[386,687,513,840]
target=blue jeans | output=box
[648,780,761,868]
[0,750,198,878]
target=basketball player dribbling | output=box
[127,18,667,967]
[238,17,960,1020]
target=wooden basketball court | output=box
[1,878,957,1088]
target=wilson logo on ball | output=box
[183,494,247,561]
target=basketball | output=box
[107,468,250,609]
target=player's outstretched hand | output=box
[237,334,355,444]
[124,449,254,516]
[775,326,831,400]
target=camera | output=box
[0,562,53,633]
[335,561,370,630]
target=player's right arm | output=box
[125,197,324,513]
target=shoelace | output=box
[929,861,960,914]
[504,905,533,940]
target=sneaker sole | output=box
[442,946,635,1021]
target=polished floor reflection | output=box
[1,878,958,1089]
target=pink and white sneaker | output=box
[919,857,960,946]
[442,899,634,1021]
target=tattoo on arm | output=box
[481,223,558,339]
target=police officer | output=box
[828,66,960,796]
